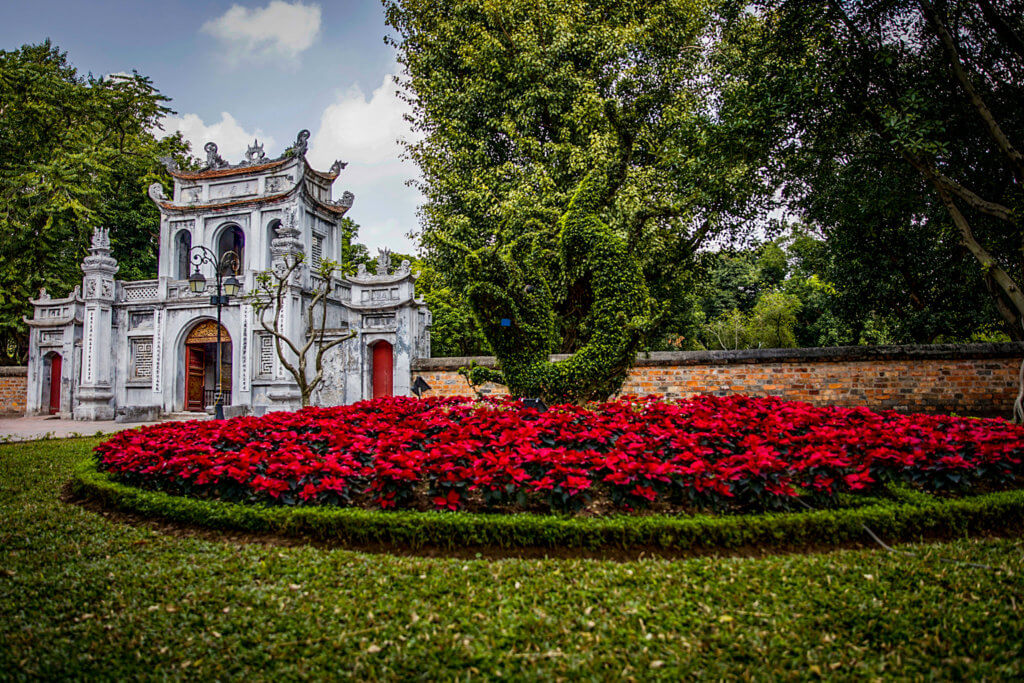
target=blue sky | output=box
[0,0,421,252]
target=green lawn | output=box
[2,438,1023,679]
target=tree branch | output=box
[859,106,1015,222]
[933,184,1024,323]
[920,0,1024,184]
[976,0,1024,62]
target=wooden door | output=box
[48,354,62,415]
[186,345,205,411]
[372,342,393,398]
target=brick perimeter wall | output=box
[412,344,1024,417]
[0,367,27,416]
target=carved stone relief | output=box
[210,180,257,200]
[265,175,292,193]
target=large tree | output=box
[384,0,773,355]
[0,41,191,363]
[719,0,1024,340]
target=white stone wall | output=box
[32,143,431,419]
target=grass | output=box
[2,438,1023,679]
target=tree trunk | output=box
[934,186,1024,333]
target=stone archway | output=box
[183,320,232,412]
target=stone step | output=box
[164,412,212,421]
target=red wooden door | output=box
[48,355,62,415]
[372,342,393,398]
[186,345,205,411]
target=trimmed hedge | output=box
[71,456,1024,553]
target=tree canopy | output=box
[0,41,191,363]
[719,0,1024,340]
[384,0,772,354]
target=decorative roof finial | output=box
[147,182,167,202]
[243,139,267,165]
[287,129,310,158]
[375,248,392,276]
[329,159,348,175]
[91,226,111,251]
[204,142,228,169]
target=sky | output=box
[0,0,421,253]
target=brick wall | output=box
[412,344,1024,417]
[0,367,27,416]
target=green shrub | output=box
[459,123,655,403]
[72,456,1024,553]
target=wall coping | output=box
[0,366,28,377]
[412,343,1024,372]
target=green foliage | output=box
[701,308,751,350]
[338,217,366,271]
[4,438,1024,678]
[385,0,772,354]
[747,290,802,348]
[413,262,491,357]
[0,41,192,364]
[460,146,656,403]
[719,0,1024,338]
[700,291,800,350]
[694,225,1007,349]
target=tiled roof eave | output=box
[169,158,291,180]
[157,191,293,213]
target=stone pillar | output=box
[75,227,119,420]
[265,206,305,410]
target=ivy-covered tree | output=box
[0,41,191,363]
[455,116,656,403]
[384,0,773,356]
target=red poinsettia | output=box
[94,394,1024,514]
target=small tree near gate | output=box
[247,254,355,407]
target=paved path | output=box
[0,414,209,443]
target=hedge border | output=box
[70,457,1024,554]
[68,456,1024,552]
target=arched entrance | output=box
[43,352,62,415]
[184,321,232,412]
[371,341,393,398]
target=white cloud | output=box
[308,74,416,167]
[160,112,275,164]
[308,74,423,252]
[201,1,321,66]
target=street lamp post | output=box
[187,246,241,420]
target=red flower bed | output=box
[94,395,1024,515]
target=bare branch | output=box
[246,253,354,406]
